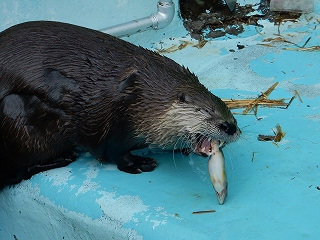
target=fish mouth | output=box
[216,182,228,205]
[195,135,224,157]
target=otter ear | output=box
[177,92,191,103]
[118,70,139,93]
[117,70,139,106]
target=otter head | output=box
[131,68,241,156]
[156,87,241,156]
[172,88,240,156]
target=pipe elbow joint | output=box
[101,1,175,37]
[151,1,175,30]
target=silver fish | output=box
[208,140,228,205]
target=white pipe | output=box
[100,1,175,38]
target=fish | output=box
[208,140,228,205]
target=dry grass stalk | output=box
[222,82,299,115]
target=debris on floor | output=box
[179,0,302,40]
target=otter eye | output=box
[177,92,186,103]
[177,92,192,103]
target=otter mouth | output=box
[195,135,224,157]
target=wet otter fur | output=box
[0,21,240,189]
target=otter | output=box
[0,21,240,189]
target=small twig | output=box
[302,37,311,48]
[294,90,303,103]
[251,152,257,162]
[192,210,216,214]
[284,95,296,109]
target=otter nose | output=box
[220,121,237,135]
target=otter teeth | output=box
[196,137,225,156]
[208,138,212,153]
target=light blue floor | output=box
[1,0,320,239]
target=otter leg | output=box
[117,153,157,174]
[27,151,78,177]
[0,151,78,189]
[0,92,78,188]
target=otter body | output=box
[0,21,240,188]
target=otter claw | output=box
[118,155,158,174]
[139,162,157,172]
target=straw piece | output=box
[222,82,297,115]
[273,124,286,142]
[283,46,320,51]
[242,82,279,114]
[223,98,289,110]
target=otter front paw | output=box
[118,154,157,174]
